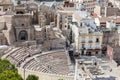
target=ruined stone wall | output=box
[0,15,15,45]
[13,14,34,41]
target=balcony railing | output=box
[95,47,101,49]
[81,40,85,43]
[87,47,93,50]
[81,47,86,50]
[88,40,92,43]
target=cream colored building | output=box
[94,5,120,17]
[69,13,103,55]
[56,7,85,31]
[57,10,73,30]
[67,0,97,12]
[56,0,98,31]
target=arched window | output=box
[16,11,24,14]
[18,30,28,41]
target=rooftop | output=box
[72,19,102,34]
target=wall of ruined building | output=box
[13,14,34,41]
[1,15,15,45]
[0,33,7,45]
[38,12,47,27]
[35,28,46,44]
[0,5,13,12]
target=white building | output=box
[70,13,103,56]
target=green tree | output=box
[0,59,17,73]
[0,58,23,80]
[58,79,64,80]
[26,75,39,80]
[0,70,23,80]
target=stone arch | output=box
[18,30,28,41]
[16,11,24,14]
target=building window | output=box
[65,25,67,28]
[68,24,70,29]
[96,38,99,42]
[21,24,24,26]
[89,36,92,43]
[5,9,7,11]
[82,44,85,48]
[89,44,92,49]
[96,51,98,54]
[88,52,92,56]
[16,11,24,14]
[18,30,28,41]
[80,22,82,26]
[81,36,85,42]
[81,50,84,55]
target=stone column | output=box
[57,13,60,28]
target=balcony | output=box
[81,40,85,43]
[88,40,92,43]
[87,47,93,50]
[95,47,101,49]
[81,47,86,50]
